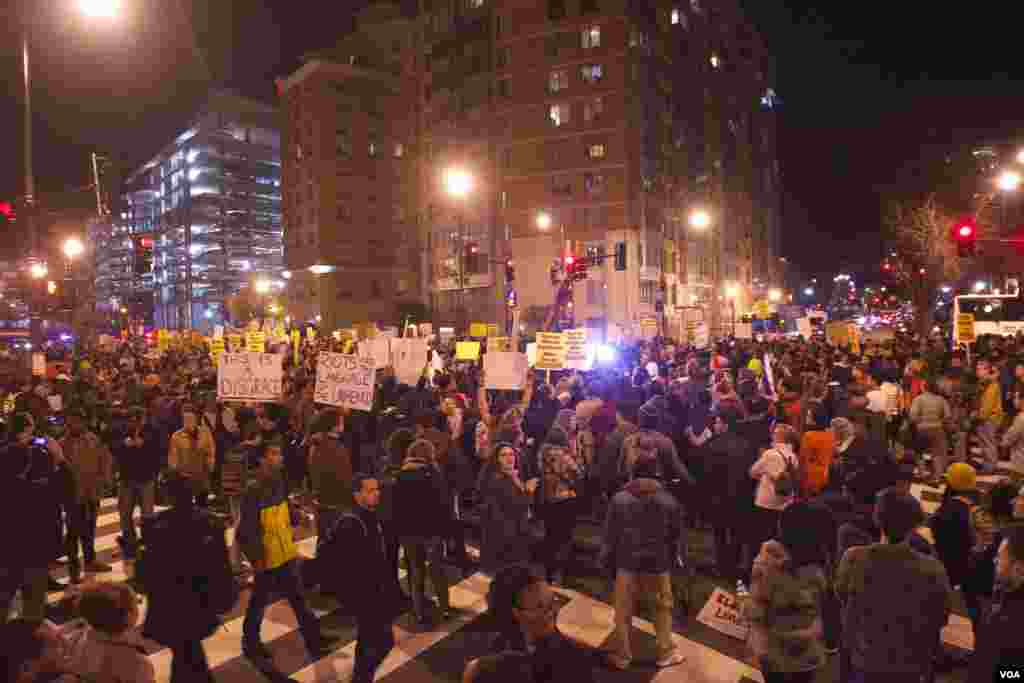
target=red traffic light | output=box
[957,224,974,239]
[564,255,575,266]
[0,202,12,217]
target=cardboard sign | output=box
[696,588,749,641]
[456,341,481,361]
[484,351,528,390]
[957,313,976,344]
[486,323,500,338]
[392,337,428,386]
[246,331,266,353]
[227,333,243,352]
[735,322,753,339]
[489,336,513,352]
[358,336,391,368]
[32,352,46,377]
[565,328,588,369]
[640,318,658,339]
[534,332,566,370]
[826,321,849,347]
[217,352,283,402]
[469,322,488,338]
[797,317,812,340]
[693,323,709,349]
[315,352,376,411]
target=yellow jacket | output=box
[168,426,216,485]
[978,381,1004,427]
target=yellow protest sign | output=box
[227,333,243,352]
[456,341,481,361]
[157,329,169,352]
[489,336,513,352]
[291,329,301,365]
[210,337,225,366]
[640,318,658,339]
[486,323,500,338]
[306,327,317,341]
[534,332,566,370]
[957,313,976,344]
[246,331,266,353]
[469,322,488,338]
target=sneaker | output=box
[46,577,67,593]
[243,642,273,662]
[84,560,113,573]
[656,652,685,668]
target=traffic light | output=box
[504,259,515,283]
[133,237,154,275]
[952,218,977,258]
[614,241,627,271]
[565,255,589,282]
[464,242,479,273]
[0,201,14,228]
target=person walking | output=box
[749,424,801,563]
[167,403,216,508]
[477,443,538,573]
[969,524,1024,683]
[61,407,114,582]
[908,378,953,483]
[112,406,161,560]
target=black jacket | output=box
[320,504,400,617]
[391,460,452,538]
[970,586,1024,683]
[111,425,162,483]
[0,441,73,570]
[703,431,758,527]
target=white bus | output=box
[953,294,1024,346]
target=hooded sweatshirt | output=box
[602,477,682,573]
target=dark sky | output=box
[2,1,1023,277]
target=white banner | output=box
[564,328,588,370]
[217,352,283,402]
[392,337,428,386]
[797,317,812,340]
[696,588,749,641]
[484,351,528,390]
[693,323,710,349]
[315,352,375,411]
[358,336,391,369]
[735,322,753,339]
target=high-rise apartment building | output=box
[280,0,781,338]
[102,90,283,331]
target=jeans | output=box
[226,496,243,571]
[400,536,449,618]
[0,566,48,624]
[66,499,100,571]
[976,422,999,472]
[538,497,579,582]
[713,523,741,580]
[353,610,395,683]
[170,639,215,683]
[118,480,155,558]
[608,570,675,666]
[244,561,321,651]
[918,427,949,479]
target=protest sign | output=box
[564,328,588,370]
[489,336,513,352]
[640,318,658,339]
[439,327,455,344]
[380,326,399,339]
[469,322,488,338]
[217,352,283,402]
[693,323,710,349]
[246,331,266,353]
[214,325,224,339]
[418,323,433,337]
[526,342,537,366]
[210,337,226,366]
[315,352,375,411]
[696,588,749,641]
[32,352,45,377]
[392,337,428,386]
[826,321,849,347]
[484,352,528,390]
[534,332,566,370]
[797,317,812,340]
[358,336,391,368]
[486,323,500,337]
[456,341,481,361]
[735,322,753,340]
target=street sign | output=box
[957,313,976,344]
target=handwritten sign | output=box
[456,341,481,361]
[469,322,488,338]
[489,336,513,352]
[358,336,391,368]
[315,352,375,411]
[392,337,428,386]
[696,588,749,641]
[564,328,588,370]
[217,352,283,402]
[210,337,225,367]
[534,332,566,370]
[484,352,528,390]
[32,352,46,377]
[246,331,266,353]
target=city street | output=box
[40,495,975,683]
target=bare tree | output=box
[883,194,962,337]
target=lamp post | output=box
[689,207,721,340]
[443,167,474,331]
[254,278,272,324]
[63,237,84,347]
[725,283,739,336]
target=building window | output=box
[497,46,510,68]
[580,64,603,84]
[582,25,601,49]
[548,103,570,127]
[583,96,604,123]
[393,142,405,158]
[551,176,573,197]
[548,69,568,93]
[586,143,606,159]
[710,52,721,69]
[584,172,604,195]
[497,78,510,98]
[640,280,654,303]
[499,190,509,209]
[468,0,484,7]
[368,139,378,157]
[547,0,565,21]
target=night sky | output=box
[2,0,1023,280]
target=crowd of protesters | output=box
[1,326,1023,683]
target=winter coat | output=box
[237,474,298,571]
[969,586,1024,683]
[798,430,834,497]
[538,443,581,504]
[68,628,155,683]
[602,477,682,574]
[703,431,758,528]
[308,435,354,509]
[61,431,113,502]
[619,429,693,487]
[751,445,799,511]
[318,504,400,617]
[111,425,162,484]
[835,541,953,674]
[478,471,533,571]
[391,458,451,538]
[742,540,827,673]
[167,426,216,490]
[0,442,73,570]
[929,495,974,588]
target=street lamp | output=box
[443,167,474,199]
[30,262,47,279]
[998,170,1021,193]
[688,208,712,230]
[975,280,987,292]
[63,237,84,261]
[804,287,814,297]
[254,279,271,295]
[768,289,781,302]
[79,0,121,19]
[536,211,552,231]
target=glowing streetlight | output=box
[63,237,84,260]
[1017,149,1024,165]
[940,285,951,293]
[768,289,781,302]
[254,279,271,294]
[30,262,47,279]
[998,170,1022,193]
[47,281,57,295]
[79,0,121,19]
[804,287,814,296]
[443,167,474,199]
[688,208,712,230]
[536,211,552,230]
[725,283,739,298]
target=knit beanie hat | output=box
[945,462,977,492]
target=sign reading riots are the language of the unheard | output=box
[315,352,376,411]
[217,352,283,402]
[695,588,749,641]
[534,332,567,370]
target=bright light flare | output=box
[30,262,47,279]
[63,237,84,260]
[443,167,474,198]
[768,289,781,302]
[79,0,121,20]
[536,212,552,230]
[254,279,271,294]
[596,344,617,363]
[688,208,712,229]
[998,170,1022,192]
[975,281,987,292]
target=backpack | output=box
[772,448,803,499]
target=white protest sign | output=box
[32,353,45,377]
[418,323,433,337]
[526,342,537,367]
[693,323,710,349]
[358,336,391,369]
[217,352,283,402]
[484,351,528,390]
[392,337,428,386]
[735,322,753,339]
[439,327,455,344]
[696,588,749,641]
[564,328,588,370]
[797,317,812,340]
[380,326,399,339]
[315,352,375,411]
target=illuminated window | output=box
[580,64,603,83]
[587,144,605,159]
[393,142,405,158]
[548,103,570,127]
[671,8,681,24]
[368,139,378,157]
[583,96,604,122]
[582,25,601,48]
[710,53,721,69]
[548,69,568,93]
